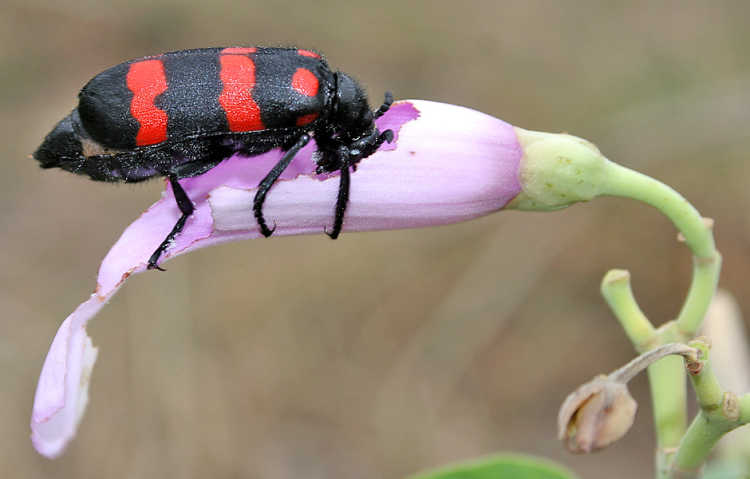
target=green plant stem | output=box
[687,341,724,409]
[601,270,656,351]
[649,353,687,477]
[596,161,721,478]
[672,410,734,478]
[670,341,748,478]
[677,256,722,336]
[601,162,720,334]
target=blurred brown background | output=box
[2,1,749,478]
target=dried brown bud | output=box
[558,375,637,453]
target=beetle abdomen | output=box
[77,47,333,150]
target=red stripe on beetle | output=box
[218,54,265,132]
[297,49,320,58]
[296,112,319,126]
[221,47,257,55]
[126,59,169,146]
[291,68,319,97]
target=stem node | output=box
[723,392,740,421]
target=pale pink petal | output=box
[31,100,523,457]
[31,296,101,458]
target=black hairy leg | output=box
[325,162,350,239]
[148,175,195,270]
[253,133,311,237]
[325,128,394,239]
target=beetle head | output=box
[33,112,84,169]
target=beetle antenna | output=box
[373,92,393,119]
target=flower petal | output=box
[31,296,101,458]
[208,101,523,234]
[31,100,523,457]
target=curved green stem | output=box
[596,162,721,477]
[600,163,714,257]
[508,131,723,477]
[677,255,723,336]
[601,162,721,335]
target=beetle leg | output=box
[254,133,311,237]
[373,91,393,119]
[358,129,394,160]
[323,128,394,239]
[324,161,350,239]
[373,129,394,150]
[148,175,195,271]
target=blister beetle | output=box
[33,47,394,269]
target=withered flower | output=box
[558,343,697,454]
[558,375,637,453]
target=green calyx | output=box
[507,128,610,211]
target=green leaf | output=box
[408,453,579,479]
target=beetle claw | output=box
[147,261,166,272]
